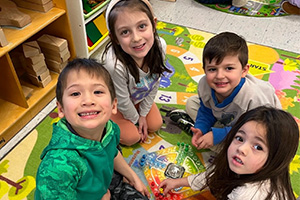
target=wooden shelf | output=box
[84,0,110,21]
[0,7,65,57]
[0,72,58,148]
[0,0,75,149]
[0,72,58,132]
[66,0,109,58]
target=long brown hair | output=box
[102,0,171,83]
[205,106,298,200]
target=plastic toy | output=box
[139,143,206,199]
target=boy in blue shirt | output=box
[35,58,149,199]
[170,32,281,150]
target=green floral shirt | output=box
[35,118,120,200]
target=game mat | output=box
[197,0,289,17]
[139,143,208,199]
[0,21,299,200]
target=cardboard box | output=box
[26,53,45,65]
[22,41,41,58]
[13,0,54,13]
[38,34,68,52]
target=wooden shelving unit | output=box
[66,0,110,58]
[0,0,75,148]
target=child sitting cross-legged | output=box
[169,32,282,151]
[35,58,150,200]
[102,0,171,146]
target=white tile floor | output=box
[150,0,300,54]
[1,0,300,158]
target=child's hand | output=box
[101,189,111,200]
[159,178,176,196]
[131,178,150,198]
[159,178,189,196]
[191,127,203,148]
[196,131,214,149]
[138,116,148,142]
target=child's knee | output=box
[186,95,200,121]
[120,131,141,146]
[148,118,163,132]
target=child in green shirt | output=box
[35,58,149,200]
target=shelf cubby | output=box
[0,1,75,148]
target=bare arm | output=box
[138,116,148,142]
[114,151,150,198]
[159,177,189,196]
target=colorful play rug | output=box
[197,0,289,17]
[0,21,299,200]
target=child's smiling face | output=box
[204,54,249,103]
[113,7,155,67]
[57,69,117,140]
[227,120,269,175]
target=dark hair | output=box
[203,32,248,69]
[206,106,299,200]
[56,58,116,106]
[102,0,171,83]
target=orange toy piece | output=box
[0,0,31,28]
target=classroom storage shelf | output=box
[66,0,110,58]
[83,0,110,19]
[0,1,76,149]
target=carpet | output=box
[198,0,289,17]
[1,21,299,200]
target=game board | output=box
[153,21,300,198]
[139,143,209,200]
